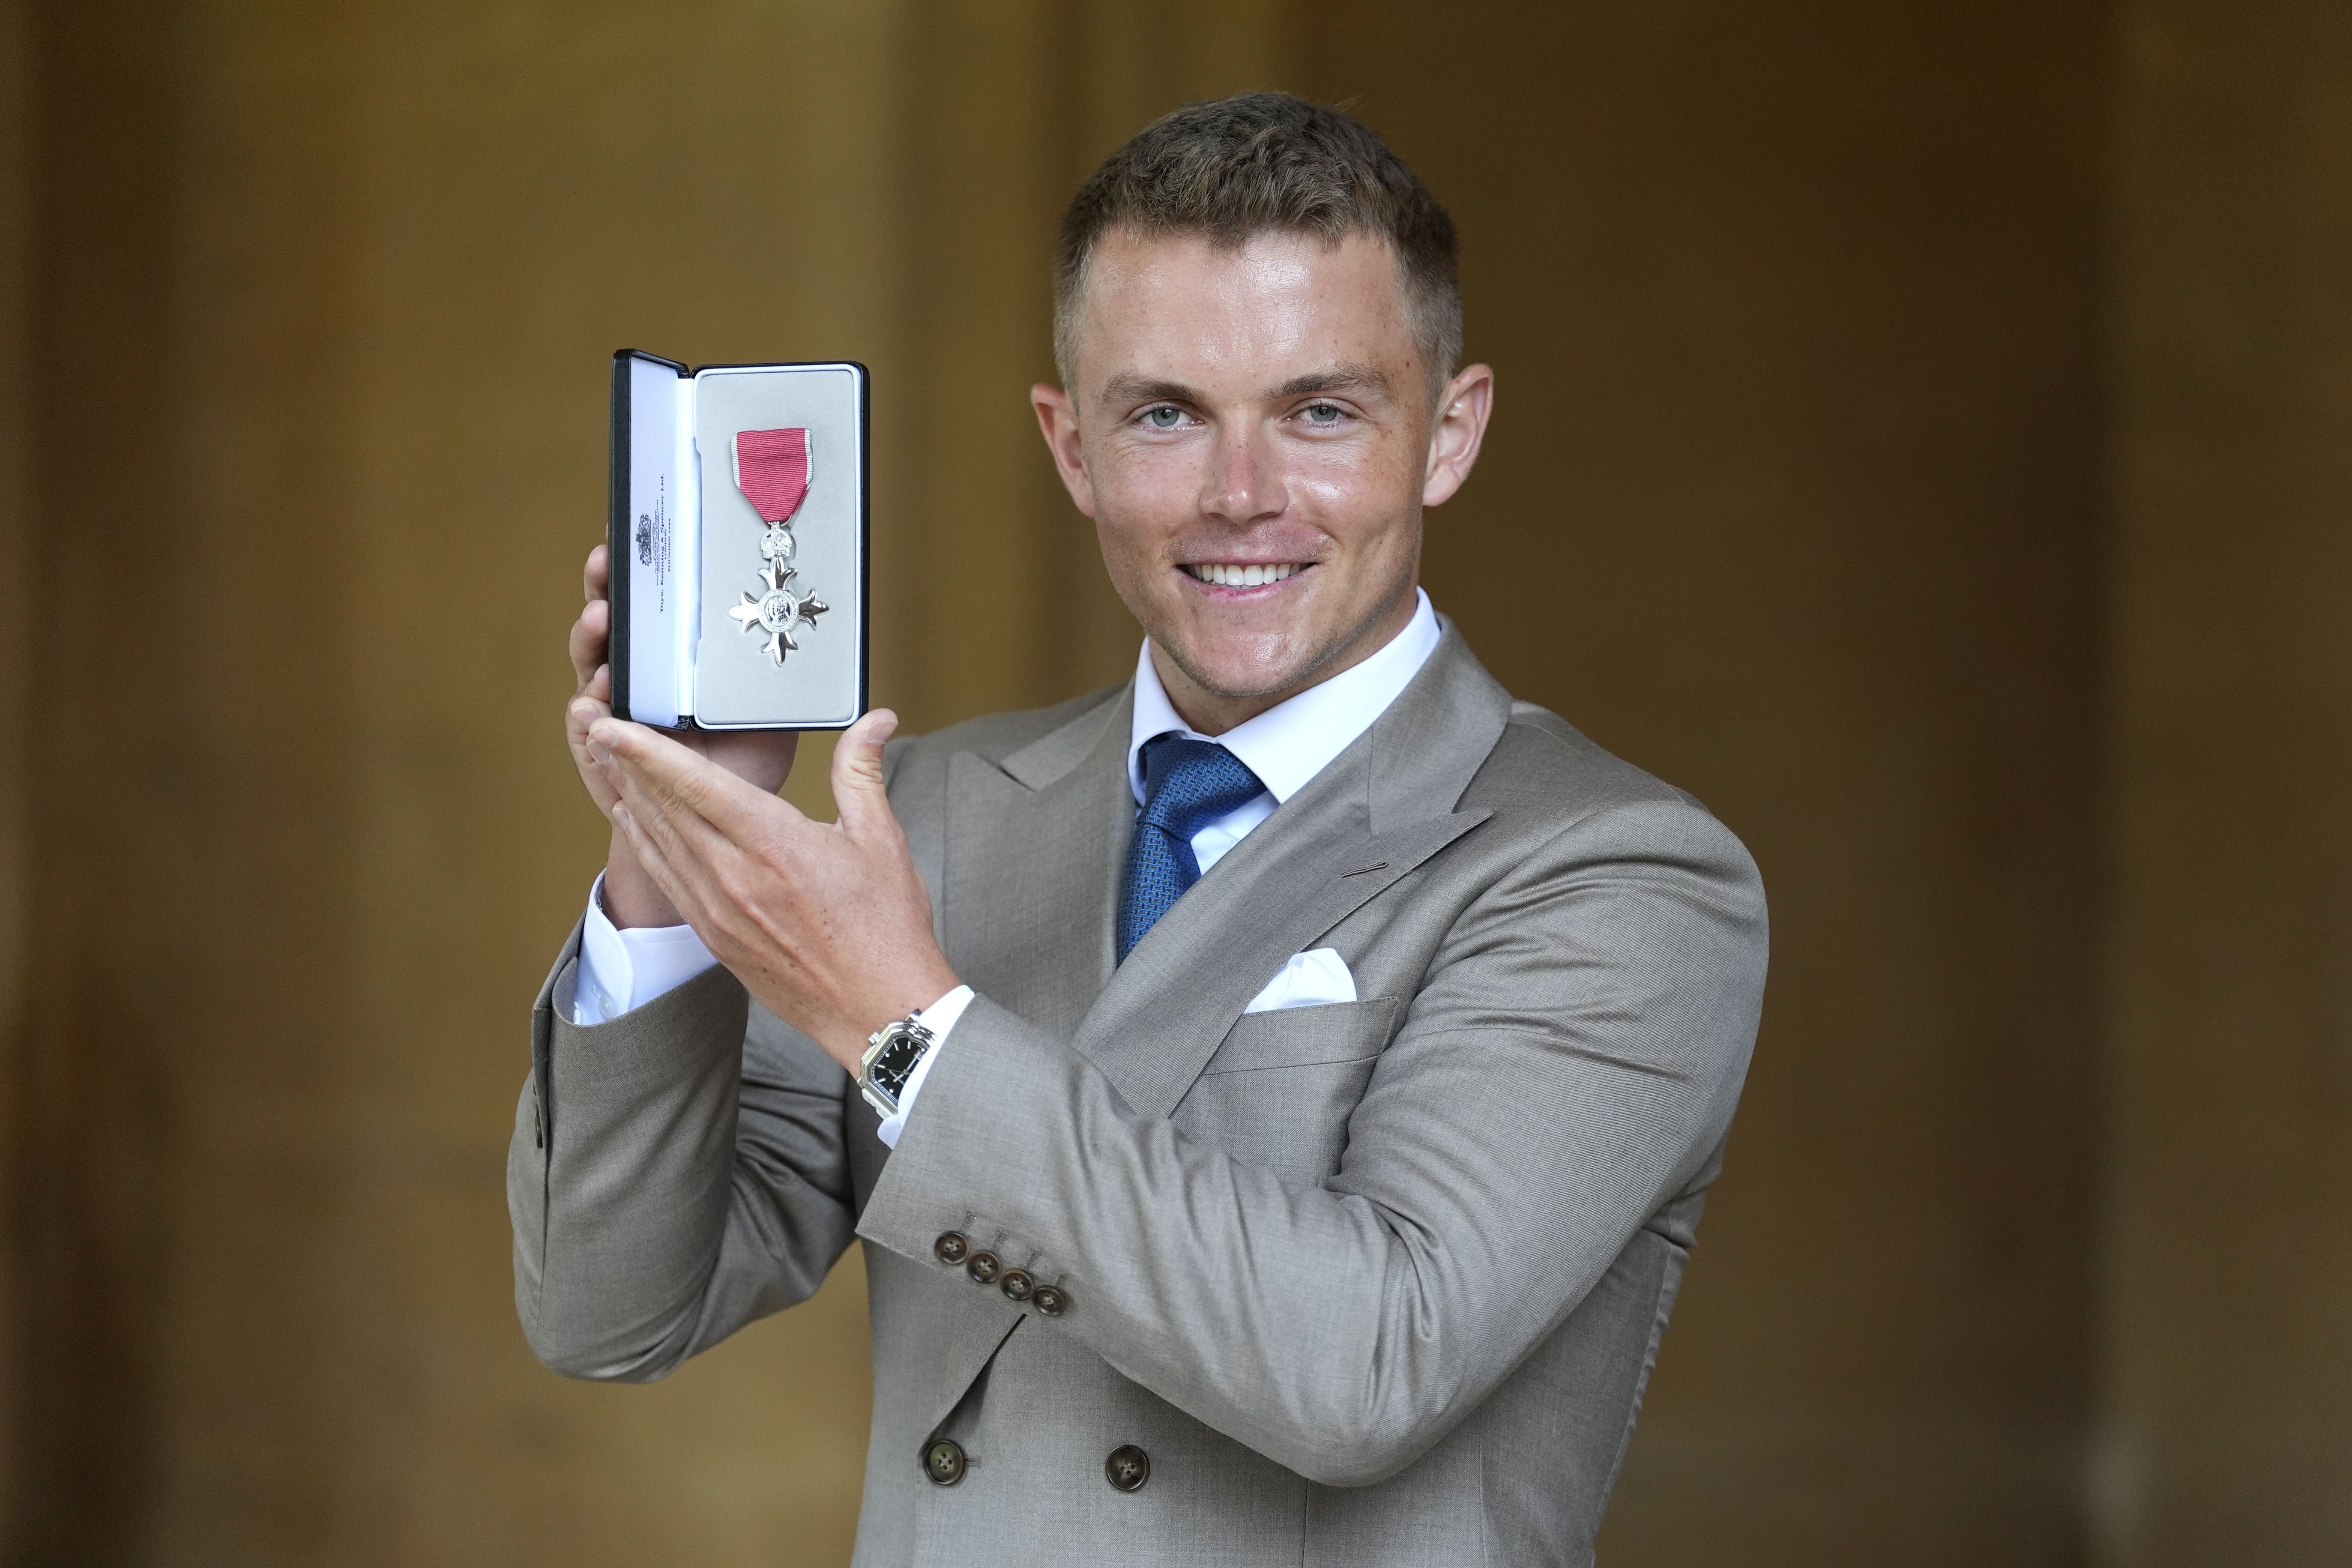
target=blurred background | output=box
[0,0,2346,1563]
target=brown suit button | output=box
[965,1251,1000,1286]
[998,1268,1033,1302]
[923,1438,967,1486]
[1105,1445,1149,1492]
[1031,1285,1067,1317]
[933,1231,970,1266]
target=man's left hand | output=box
[584,708,960,1074]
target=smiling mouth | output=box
[1183,562,1307,588]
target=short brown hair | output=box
[1053,93,1462,397]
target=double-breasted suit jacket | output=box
[509,625,1768,1567]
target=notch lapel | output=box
[1072,625,1514,1118]
[1074,805,1487,1118]
[942,690,1133,1038]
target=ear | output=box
[1421,363,1495,509]
[1032,383,1098,517]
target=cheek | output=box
[1088,443,1199,549]
[1089,512,1149,589]
[1095,437,1199,507]
[1088,506,1173,606]
[1290,440,1420,540]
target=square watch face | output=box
[871,1030,928,1092]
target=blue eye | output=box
[1304,402,1343,423]
[1145,406,1183,429]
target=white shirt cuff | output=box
[570,872,721,1026]
[875,984,973,1149]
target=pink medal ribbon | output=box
[725,427,828,666]
[733,427,811,523]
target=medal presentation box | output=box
[607,350,869,730]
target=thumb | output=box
[831,707,901,839]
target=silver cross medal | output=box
[728,520,828,664]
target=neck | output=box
[1152,585,1420,736]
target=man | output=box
[515,93,1766,1567]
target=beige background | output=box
[2,1,2345,1563]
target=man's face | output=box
[1034,229,1492,732]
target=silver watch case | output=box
[859,1014,935,1120]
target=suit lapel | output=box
[1073,625,1515,1119]
[942,689,1132,1038]
[1073,806,1487,1117]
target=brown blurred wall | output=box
[2100,2,2352,1559]
[1,1,2345,1565]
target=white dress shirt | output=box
[572,589,1443,1147]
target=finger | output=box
[593,716,808,843]
[598,727,774,878]
[568,695,610,751]
[609,801,708,932]
[571,721,620,815]
[607,756,742,919]
[605,737,722,848]
[569,598,610,690]
[585,543,610,604]
[592,719,720,817]
[829,709,902,841]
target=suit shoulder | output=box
[883,684,1124,787]
[1465,702,1765,899]
[1467,700,1742,839]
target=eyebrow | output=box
[1098,362,1394,410]
[1099,374,1199,409]
[1271,364,1391,400]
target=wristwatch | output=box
[859,1012,937,1119]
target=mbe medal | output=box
[726,427,829,665]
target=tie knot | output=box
[1138,735,1265,841]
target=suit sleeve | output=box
[509,736,926,1379]
[854,796,1766,1487]
[507,928,858,1381]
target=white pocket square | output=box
[1242,948,1359,1014]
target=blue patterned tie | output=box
[1116,734,1267,963]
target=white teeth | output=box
[1191,563,1301,587]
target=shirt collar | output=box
[1128,589,1442,805]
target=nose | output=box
[1199,419,1284,525]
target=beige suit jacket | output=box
[509,626,1768,1566]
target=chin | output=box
[1164,635,1320,702]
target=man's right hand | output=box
[566,543,799,928]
